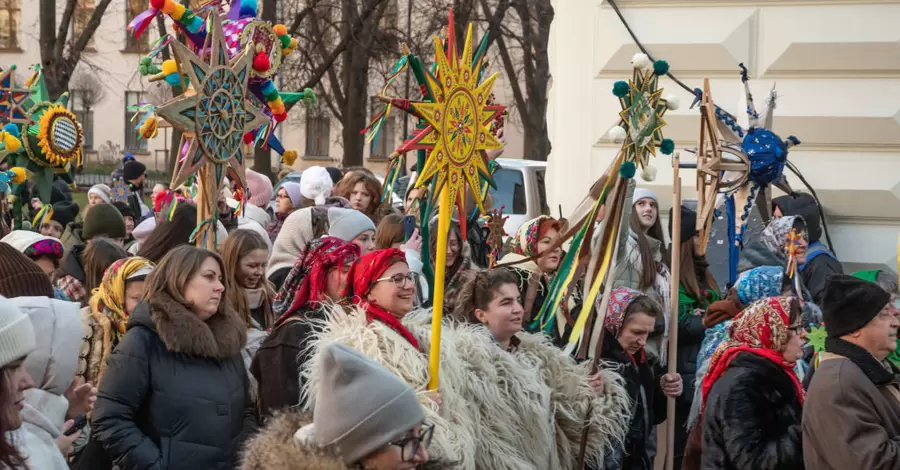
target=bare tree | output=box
[39,0,115,100]
[480,0,553,161]
[69,70,106,112]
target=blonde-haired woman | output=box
[92,245,254,468]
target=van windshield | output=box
[489,168,527,214]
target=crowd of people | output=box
[0,155,895,470]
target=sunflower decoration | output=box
[606,53,680,181]
[31,103,83,167]
[411,14,504,227]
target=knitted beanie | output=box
[112,201,134,220]
[328,208,376,242]
[0,297,36,369]
[300,343,424,464]
[668,205,698,245]
[1,230,64,261]
[633,187,657,205]
[50,201,80,227]
[0,243,54,298]
[246,169,274,208]
[83,203,127,240]
[822,274,891,338]
[88,184,112,204]
[123,160,146,181]
[300,166,334,206]
[281,182,303,208]
[325,167,343,185]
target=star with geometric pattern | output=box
[0,67,32,125]
[615,65,670,170]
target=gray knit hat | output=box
[327,208,376,242]
[301,343,424,464]
[0,296,35,368]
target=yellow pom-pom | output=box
[161,59,178,76]
[9,167,26,185]
[2,133,20,153]
[281,149,298,166]
[273,24,288,36]
[139,117,159,139]
[170,2,186,20]
[161,0,176,14]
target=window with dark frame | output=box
[73,0,97,51]
[124,91,147,153]
[70,90,95,151]
[125,0,149,52]
[0,0,20,50]
[304,109,330,158]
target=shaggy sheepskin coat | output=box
[244,304,631,470]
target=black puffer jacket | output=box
[601,329,666,470]
[702,352,804,470]
[92,292,255,470]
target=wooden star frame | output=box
[0,68,31,124]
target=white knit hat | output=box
[0,296,36,369]
[300,166,334,206]
[633,187,658,205]
[88,184,112,204]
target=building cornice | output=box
[601,0,900,7]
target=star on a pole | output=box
[0,67,32,124]
[157,13,268,191]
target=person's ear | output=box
[474,308,488,325]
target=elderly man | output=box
[803,274,900,470]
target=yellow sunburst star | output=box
[412,17,504,220]
[156,13,268,192]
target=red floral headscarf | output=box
[701,296,804,410]
[511,215,560,257]
[273,237,360,326]
[346,248,419,349]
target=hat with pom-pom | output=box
[245,169,273,208]
[300,166,334,206]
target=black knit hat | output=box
[112,201,134,220]
[0,243,54,298]
[123,160,146,181]
[83,204,126,240]
[822,274,891,338]
[668,205,698,245]
[50,201,80,227]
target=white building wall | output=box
[548,0,900,274]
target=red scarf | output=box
[362,300,420,350]
[701,297,805,410]
[347,248,420,350]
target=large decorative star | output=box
[157,14,268,191]
[411,16,504,219]
[0,67,31,124]
[617,66,669,169]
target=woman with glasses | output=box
[699,296,806,470]
[243,343,442,470]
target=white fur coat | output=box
[298,305,631,470]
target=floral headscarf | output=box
[90,257,155,341]
[604,287,645,338]
[760,216,805,256]
[511,215,559,257]
[346,248,419,349]
[272,236,360,326]
[701,296,804,411]
[735,266,783,306]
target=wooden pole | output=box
[194,163,217,251]
[427,186,451,390]
[665,153,682,470]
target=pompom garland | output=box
[613,81,630,98]
[653,60,669,76]
[641,165,657,182]
[619,161,636,179]
[608,125,627,143]
[665,95,680,111]
[631,53,652,71]
[660,138,675,155]
[281,149,298,166]
[9,167,26,185]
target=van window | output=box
[489,168,527,214]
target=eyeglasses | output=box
[390,423,434,462]
[375,272,417,287]
[787,323,805,335]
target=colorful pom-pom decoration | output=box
[659,138,675,155]
[281,149,298,166]
[665,95,680,111]
[653,60,669,76]
[138,115,159,139]
[631,53,652,71]
[1,132,21,153]
[243,132,255,145]
[641,165,657,182]
[9,167,26,185]
[274,112,288,123]
[252,51,271,73]
[302,88,316,105]
[608,125,627,143]
[273,24,288,37]
[613,81,630,98]
[150,0,165,9]
[171,3,186,20]
[2,123,19,138]
[619,161,636,179]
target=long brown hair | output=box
[0,366,25,468]
[144,245,229,317]
[677,238,721,302]
[83,237,128,294]
[452,269,519,324]
[375,213,405,249]
[138,204,198,263]
[629,207,669,290]
[333,170,382,217]
[221,229,274,328]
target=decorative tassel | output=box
[281,149,298,166]
[32,204,53,228]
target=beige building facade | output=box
[547,0,900,273]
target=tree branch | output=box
[287,0,323,36]
[39,0,57,64]
[479,0,510,56]
[55,0,77,60]
[70,0,114,62]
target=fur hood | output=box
[292,304,631,470]
[128,292,247,359]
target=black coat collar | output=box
[825,337,896,386]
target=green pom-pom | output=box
[612,81,630,98]
[619,161,636,179]
[279,35,291,49]
[653,60,669,76]
[303,88,316,105]
[140,57,151,65]
[138,64,148,75]
[264,89,280,102]
[660,138,675,155]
